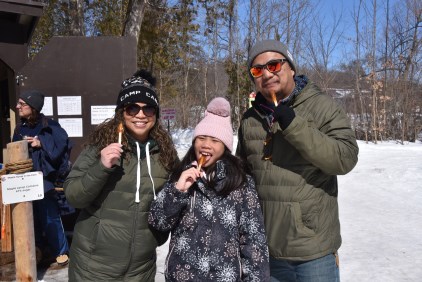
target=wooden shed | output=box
[0,0,137,271]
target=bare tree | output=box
[387,0,421,142]
[304,10,344,92]
[352,0,370,142]
[400,0,421,81]
[370,0,379,143]
[122,0,147,44]
[68,0,85,35]
[276,0,313,67]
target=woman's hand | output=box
[175,167,202,192]
[100,143,123,168]
[26,136,41,148]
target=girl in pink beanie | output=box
[149,97,270,281]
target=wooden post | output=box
[0,202,13,252]
[1,150,13,253]
[7,140,37,281]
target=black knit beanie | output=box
[116,70,159,114]
[20,90,45,112]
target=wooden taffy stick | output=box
[197,155,206,171]
[118,123,124,144]
[270,91,278,107]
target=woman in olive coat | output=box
[64,70,179,281]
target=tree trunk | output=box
[204,64,208,104]
[371,0,378,143]
[354,1,368,142]
[213,13,218,97]
[122,0,147,44]
[68,0,85,36]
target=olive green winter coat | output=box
[236,80,358,261]
[64,142,170,281]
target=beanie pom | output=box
[116,69,159,111]
[206,97,230,117]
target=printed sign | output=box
[91,105,116,124]
[161,108,176,120]
[1,171,44,204]
[59,118,83,137]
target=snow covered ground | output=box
[156,129,422,282]
[338,140,422,282]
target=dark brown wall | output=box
[16,36,137,162]
[0,0,44,163]
[0,43,28,71]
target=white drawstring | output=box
[145,142,156,200]
[135,141,156,202]
[135,142,141,203]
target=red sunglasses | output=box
[250,59,288,78]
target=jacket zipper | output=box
[237,248,242,278]
[190,190,196,216]
[165,242,176,279]
[124,158,141,274]
[122,199,140,274]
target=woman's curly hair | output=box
[86,108,179,172]
[86,69,179,171]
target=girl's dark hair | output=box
[170,146,250,197]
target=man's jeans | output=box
[270,253,340,282]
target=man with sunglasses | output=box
[236,39,359,281]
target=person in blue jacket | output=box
[13,90,70,266]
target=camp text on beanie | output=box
[116,71,159,113]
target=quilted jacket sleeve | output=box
[283,95,359,175]
[64,146,116,209]
[239,176,270,281]
[148,182,190,232]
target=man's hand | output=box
[273,104,295,130]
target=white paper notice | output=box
[58,118,83,137]
[1,171,44,204]
[57,96,82,115]
[91,105,116,125]
[41,96,53,116]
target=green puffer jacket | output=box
[64,140,170,281]
[236,81,358,261]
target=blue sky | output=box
[312,0,399,67]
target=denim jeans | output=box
[33,190,69,257]
[270,253,340,282]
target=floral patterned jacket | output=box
[148,161,270,282]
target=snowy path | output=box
[338,141,422,281]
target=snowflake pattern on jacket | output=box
[149,161,270,282]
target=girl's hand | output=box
[175,167,202,192]
[100,143,123,168]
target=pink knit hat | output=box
[193,97,233,151]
